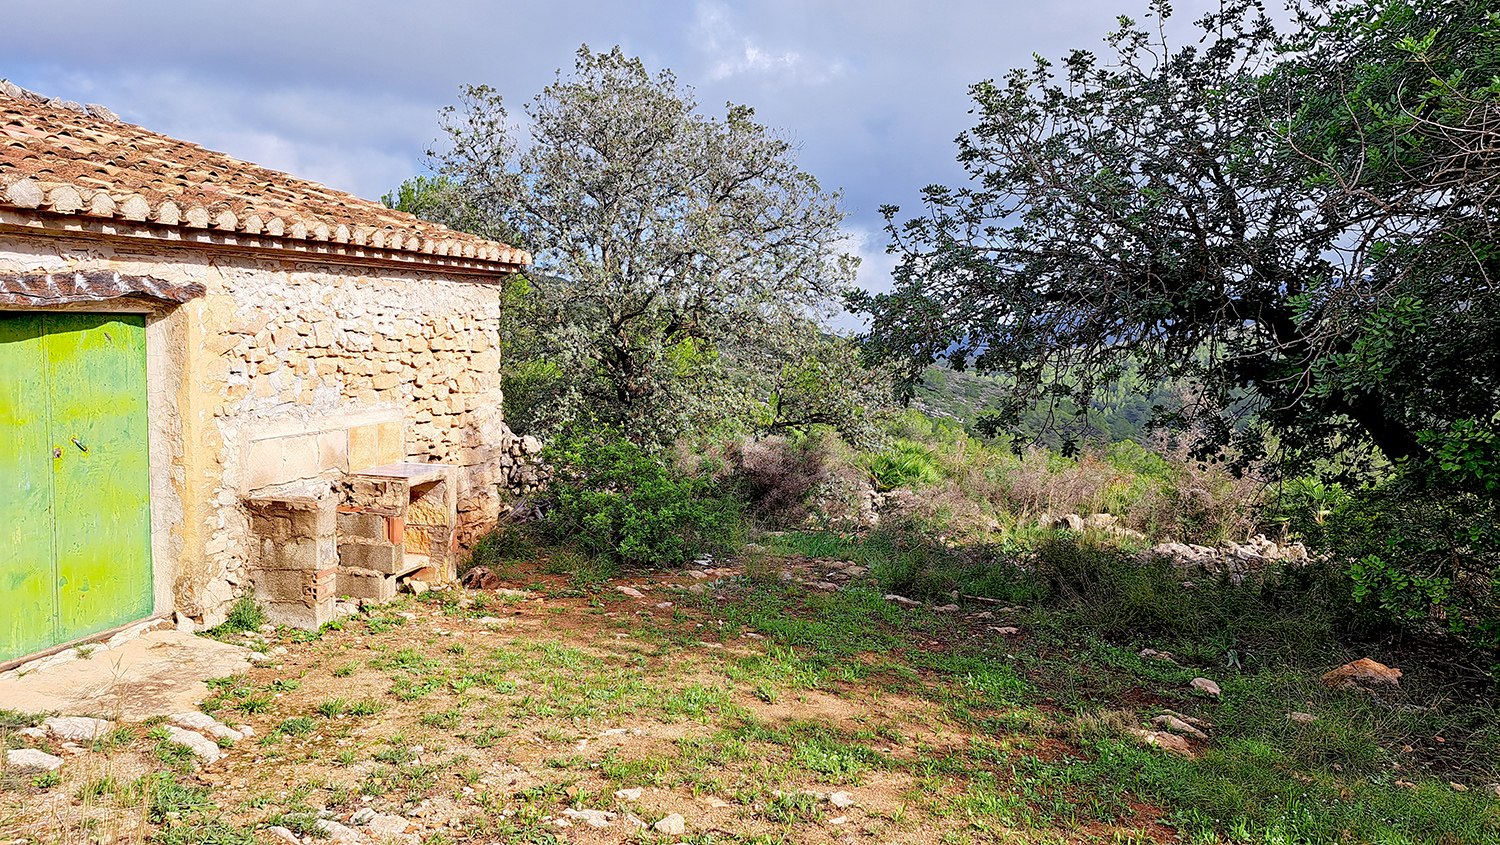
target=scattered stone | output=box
[830,815,850,825]
[655,602,674,609]
[247,652,271,663]
[350,808,377,825]
[366,814,411,837]
[314,820,364,844]
[172,712,243,742]
[623,813,649,829]
[5,749,64,771]
[1152,714,1208,740]
[1451,782,1469,792]
[495,588,532,598]
[1129,728,1194,758]
[563,808,616,828]
[653,813,687,835]
[459,566,502,590]
[686,583,708,595]
[1288,712,1317,724]
[1190,678,1222,697]
[258,623,276,634]
[614,787,643,801]
[705,797,732,809]
[42,716,113,741]
[814,582,841,592]
[17,727,46,740]
[164,726,222,763]
[1139,648,1176,663]
[990,626,1021,635]
[932,604,960,613]
[687,570,709,580]
[406,580,430,596]
[175,612,195,633]
[828,791,855,808]
[1322,658,1402,690]
[884,594,922,607]
[265,826,300,845]
[843,566,867,577]
[972,612,993,620]
[616,586,645,598]
[549,817,573,829]
[474,616,502,625]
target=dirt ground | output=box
[1,556,1175,845]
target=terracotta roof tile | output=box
[0,90,528,270]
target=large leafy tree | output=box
[430,46,867,447]
[852,0,1500,478]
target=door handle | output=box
[71,437,88,454]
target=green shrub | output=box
[870,439,943,491]
[541,424,744,570]
[1323,479,1499,651]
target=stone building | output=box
[0,83,533,665]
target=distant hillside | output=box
[910,364,1178,446]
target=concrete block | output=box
[337,510,388,541]
[336,567,397,602]
[252,566,336,605]
[262,599,337,631]
[338,541,403,575]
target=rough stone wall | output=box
[0,231,517,628]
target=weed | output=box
[209,596,267,636]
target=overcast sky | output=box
[6,0,1225,295]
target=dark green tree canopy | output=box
[852,0,1500,478]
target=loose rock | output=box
[265,826,300,845]
[884,594,922,607]
[1322,658,1402,690]
[314,819,364,844]
[828,791,855,808]
[171,712,243,742]
[614,787,643,801]
[1129,728,1195,758]
[653,813,687,835]
[1152,714,1208,740]
[164,726,222,763]
[1190,677,1222,697]
[616,586,645,599]
[5,748,64,771]
[563,808,616,828]
[459,566,502,590]
[1288,712,1317,724]
[42,716,113,741]
[366,814,411,837]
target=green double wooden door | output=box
[1,313,153,663]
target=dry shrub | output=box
[1062,708,1137,745]
[994,448,1126,517]
[1128,437,1265,545]
[721,434,833,526]
[883,480,999,540]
